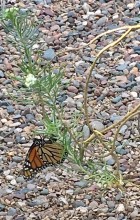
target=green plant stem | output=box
[46,93,83,152]
[38,94,46,120]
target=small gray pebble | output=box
[135,1,140,7]
[68,11,77,18]
[64,97,75,107]
[27,201,38,207]
[106,158,115,166]
[90,120,104,131]
[118,213,125,220]
[7,106,15,114]
[16,177,24,183]
[119,125,127,135]
[0,204,5,211]
[134,46,140,54]
[46,0,52,3]
[57,94,67,103]
[3,79,11,85]
[0,70,4,78]
[110,115,123,122]
[120,166,127,172]
[72,80,80,88]
[61,79,70,84]
[0,100,11,106]
[68,17,75,23]
[136,63,140,70]
[28,198,44,206]
[96,17,107,26]
[14,216,25,220]
[125,81,137,89]
[76,101,83,110]
[107,201,115,209]
[43,48,56,61]
[115,192,122,201]
[34,0,45,4]
[20,188,30,194]
[128,74,135,82]
[0,189,7,197]
[26,114,34,121]
[116,63,128,71]
[15,136,26,144]
[112,96,122,103]
[116,146,128,155]
[76,25,84,31]
[7,207,17,216]
[83,125,90,139]
[13,114,22,119]
[0,168,3,173]
[85,195,92,200]
[73,200,85,208]
[53,69,59,74]
[19,8,28,14]
[74,180,88,188]
[0,93,4,99]
[0,46,4,54]
[97,94,106,101]
[94,73,104,79]
[107,217,117,220]
[13,156,23,163]
[40,189,49,195]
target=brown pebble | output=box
[67,86,78,94]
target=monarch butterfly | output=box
[23,137,66,179]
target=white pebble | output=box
[74,94,83,99]
[6,175,14,180]
[135,76,140,82]
[82,3,91,14]
[76,207,88,213]
[127,3,135,9]
[59,196,68,205]
[32,44,39,49]
[18,201,26,207]
[14,128,23,133]
[6,188,13,194]
[113,13,119,19]
[130,207,138,218]
[82,21,88,26]
[10,179,17,185]
[9,122,21,127]
[1,119,7,123]
[130,91,138,98]
[66,189,74,195]
[27,184,36,190]
[6,216,13,220]
[116,203,125,212]
[94,9,102,16]
[4,170,11,175]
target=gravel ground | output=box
[0,0,140,219]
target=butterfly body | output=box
[23,138,66,179]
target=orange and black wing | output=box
[37,142,66,165]
[23,139,45,179]
[23,138,67,179]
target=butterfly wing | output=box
[37,142,65,165]
[23,139,44,179]
[23,138,67,179]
